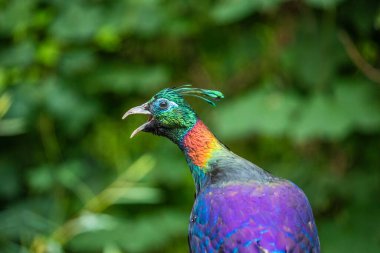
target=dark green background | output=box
[1,0,380,252]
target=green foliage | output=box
[1,0,380,252]
[211,0,285,23]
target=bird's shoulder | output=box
[207,150,276,186]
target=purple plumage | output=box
[189,181,320,252]
[123,87,320,252]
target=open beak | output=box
[122,102,153,138]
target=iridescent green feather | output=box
[174,85,224,106]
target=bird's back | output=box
[189,180,319,253]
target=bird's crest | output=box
[173,85,224,106]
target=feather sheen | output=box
[174,85,224,106]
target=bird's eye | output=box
[158,99,168,109]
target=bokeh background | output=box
[1,0,380,252]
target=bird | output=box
[122,86,320,253]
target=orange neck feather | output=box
[182,120,223,169]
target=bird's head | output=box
[122,85,224,141]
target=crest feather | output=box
[174,85,224,106]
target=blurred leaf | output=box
[376,10,380,29]
[0,92,11,118]
[85,154,156,212]
[109,186,163,204]
[56,160,94,203]
[103,244,123,253]
[0,41,35,67]
[0,199,57,240]
[319,206,380,252]
[281,20,347,88]
[95,26,121,51]
[305,0,346,9]
[291,93,351,141]
[202,28,265,80]
[36,40,61,66]
[68,211,187,253]
[334,79,380,130]
[151,142,188,185]
[30,237,63,253]
[50,2,103,42]
[59,49,96,75]
[71,212,118,235]
[27,165,55,193]
[211,0,284,23]
[0,68,7,90]
[0,161,20,199]
[89,65,169,94]
[42,77,99,135]
[0,0,36,36]
[215,87,300,139]
[292,79,380,141]
[216,78,380,142]
[0,118,26,136]
[124,0,167,37]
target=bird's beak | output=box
[122,102,153,138]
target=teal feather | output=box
[173,85,224,106]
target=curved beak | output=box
[122,102,152,138]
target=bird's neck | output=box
[178,119,224,193]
